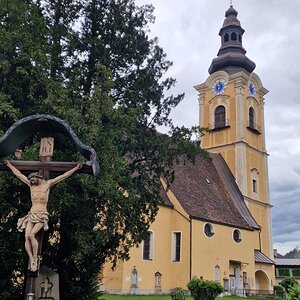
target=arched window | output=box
[249,107,255,129]
[224,33,229,42]
[214,105,226,128]
[231,32,237,41]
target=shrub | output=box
[274,285,286,298]
[288,284,300,300]
[280,278,299,294]
[170,287,186,300]
[187,277,223,300]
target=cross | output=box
[230,0,233,6]
[0,115,99,300]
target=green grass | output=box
[102,295,192,300]
[101,295,265,300]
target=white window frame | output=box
[171,231,182,262]
[142,231,154,261]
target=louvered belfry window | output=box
[249,107,255,129]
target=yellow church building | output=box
[102,5,275,295]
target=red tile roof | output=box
[165,153,259,230]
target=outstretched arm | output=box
[49,163,82,187]
[4,160,30,186]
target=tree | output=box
[280,278,299,294]
[0,0,202,299]
[284,247,300,259]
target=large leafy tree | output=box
[0,0,201,299]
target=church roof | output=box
[208,5,256,75]
[255,250,274,265]
[165,153,260,230]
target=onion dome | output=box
[208,5,256,75]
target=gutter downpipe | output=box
[190,216,193,280]
[259,229,262,251]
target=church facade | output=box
[102,5,275,295]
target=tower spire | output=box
[208,5,255,74]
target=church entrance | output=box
[229,262,242,295]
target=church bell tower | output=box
[195,5,273,257]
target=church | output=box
[102,4,275,295]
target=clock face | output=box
[212,79,226,95]
[248,82,256,96]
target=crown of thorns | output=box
[28,172,43,180]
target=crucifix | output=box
[5,141,82,272]
[0,114,99,300]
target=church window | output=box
[251,168,259,195]
[172,232,181,262]
[252,179,258,193]
[143,231,153,260]
[231,32,237,41]
[249,107,255,129]
[204,223,215,238]
[233,229,242,243]
[214,105,226,128]
[224,33,229,42]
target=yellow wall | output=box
[191,220,259,289]
[102,199,191,293]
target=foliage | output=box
[170,287,187,300]
[0,0,202,299]
[187,277,223,300]
[288,285,300,300]
[274,285,286,299]
[280,278,299,294]
[284,247,300,259]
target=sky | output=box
[135,0,300,255]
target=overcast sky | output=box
[135,0,300,255]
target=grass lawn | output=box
[101,295,266,300]
[102,295,192,300]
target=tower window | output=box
[252,179,258,193]
[231,32,237,41]
[214,105,226,128]
[224,33,229,42]
[249,107,255,129]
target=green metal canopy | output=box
[0,114,99,176]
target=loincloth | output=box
[17,212,49,232]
